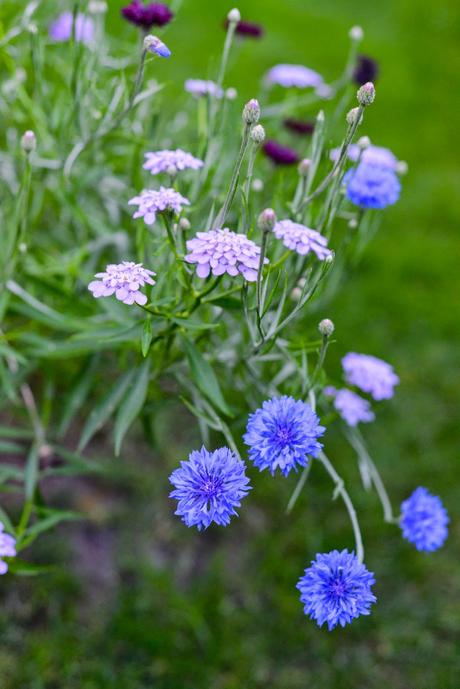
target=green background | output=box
[1,0,460,687]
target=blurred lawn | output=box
[1,0,460,687]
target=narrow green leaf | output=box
[181,336,232,417]
[141,317,153,357]
[57,355,99,437]
[24,444,39,500]
[17,509,81,550]
[114,359,151,456]
[0,505,14,534]
[6,560,55,576]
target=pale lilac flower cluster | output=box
[273,220,332,260]
[330,143,398,170]
[185,228,268,281]
[143,149,204,176]
[0,522,16,575]
[325,387,375,427]
[342,352,399,400]
[266,64,324,89]
[49,12,94,44]
[88,261,155,306]
[129,187,190,225]
[185,79,224,99]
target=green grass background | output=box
[1,0,460,687]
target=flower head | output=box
[122,1,173,29]
[0,522,17,575]
[327,387,375,427]
[185,79,224,99]
[330,144,398,170]
[49,12,94,44]
[283,118,315,136]
[225,18,264,38]
[273,220,332,260]
[88,261,155,306]
[354,55,379,86]
[129,187,190,225]
[169,446,251,530]
[297,550,377,630]
[342,352,399,401]
[344,163,401,209]
[185,228,268,281]
[266,64,323,89]
[143,149,203,176]
[263,140,299,165]
[244,396,325,476]
[143,34,171,57]
[400,487,449,552]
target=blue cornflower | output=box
[144,34,171,58]
[400,487,449,552]
[297,549,377,630]
[243,396,325,476]
[169,446,251,530]
[344,162,401,209]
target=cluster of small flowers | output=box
[0,522,16,575]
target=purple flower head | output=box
[144,34,171,57]
[400,487,449,552]
[297,550,377,630]
[344,163,401,209]
[283,118,315,136]
[354,55,379,86]
[224,18,264,38]
[266,64,324,89]
[143,149,204,176]
[169,446,251,530]
[244,396,325,477]
[342,352,399,401]
[185,79,224,99]
[49,12,94,44]
[129,187,190,225]
[273,220,332,260]
[263,140,299,165]
[0,522,17,575]
[185,228,268,281]
[327,387,375,427]
[88,261,155,306]
[122,1,173,29]
[331,143,398,171]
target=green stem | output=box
[214,124,251,229]
[286,463,312,514]
[256,230,269,338]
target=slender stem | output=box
[286,463,312,515]
[216,20,237,90]
[317,450,364,563]
[256,230,269,338]
[308,334,330,390]
[243,141,259,205]
[214,124,251,228]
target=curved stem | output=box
[286,463,312,515]
[214,124,251,228]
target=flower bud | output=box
[225,87,238,100]
[346,107,363,126]
[298,158,311,177]
[250,124,265,144]
[357,81,375,106]
[166,164,178,178]
[348,218,358,229]
[318,318,335,337]
[316,110,325,124]
[179,218,191,231]
[325,251,334,264]
[227,8,241,23]
[143,34,171,58]
[358,135,371,149]
[258,208,276,233]
[243,98,260,125]
[349,25,363,41]
[396,160,408,176]
[21,130,36,153]
[252,178,264,192]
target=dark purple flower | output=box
[353,55,379,86]
[121,1,173,30]
[283,118,315,136]
[224,18,264,38]
[263,140,299,166]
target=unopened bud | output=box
[357,135,371,149]
[349,25,363,41]
[396,160,408,175]
[227,8,241,23]
[225,87,238,100]
[252,178,264,192]
[348,218,358,229]
[143,35,171,58]
[258,208,276,233]
[298,158,311,177]
[325,251,335,264]
[346,107,363,126]
[318,318,335,337]
[179,218,191,231]
[166,164,178,178]
[250,124,265,144]
[357,81,375,106]
[243,98,260,125]
[21,130,36,153]
[316,109,325,124]
[291,287,302,302]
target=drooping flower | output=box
[344,163,401,209]
[224,18,264,38]
[88,261,155,306]
[49,12,94,44]
[185,228,268,281]
[400,487,449,552]
[143,34,171,57]
[354,55,379,86]
[121,1,173,29]
[0,522,17,575]
[185,79,224,99]
[330,143,398,171]
[244,396,325,476]
[283,118,315,136]
[297,550,377,630]
[273,220,332,260]
[342,352,399,401]
[128,187,190,225]
[143,149,204,176]
[169,446,251,530]
[265,64,324,89]
[326,387,375,427]
[263,140,299,165]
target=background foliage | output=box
[1,0,459,687]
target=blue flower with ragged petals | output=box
[243,396,325,476]
[297,549,377,630]
[344,162,401,209]
[169,446,251,530]
[400,487,449,552]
